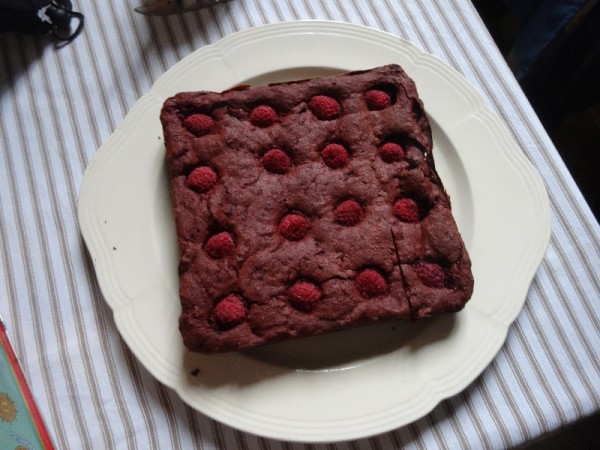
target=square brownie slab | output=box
[160,64,473,353]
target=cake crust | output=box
[160,64,473,353]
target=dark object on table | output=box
[0,0,84,43]
[474,0,600,222]
[160,64,473,353]
[519,1,600,131]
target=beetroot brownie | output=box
[160,64,473,353]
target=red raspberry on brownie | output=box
[262,149,292,174]
[250,105,278,127]
[414,262,446,288]
[393,198,420,223]
[279,214,309,241]
[379,142,405,163]
[321,143,350,169]
[308,95,341,120]
[364,89,391,110]
[334,199,362,226]
[213,294,247,328]
[355,269,387,298]
[205,231,235,259]
[183,113,214,136]
[186,166,217,193]
[288,281,322,310]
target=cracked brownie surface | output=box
[160,64,473,353]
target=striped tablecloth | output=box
[1,1,599,448]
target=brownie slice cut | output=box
[160,64,473,353]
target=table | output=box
[1,1,599,448]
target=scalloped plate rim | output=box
[78,21,550,443]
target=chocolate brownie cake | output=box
[160,64,473,353]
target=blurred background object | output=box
[134,0,233,16]
[473,0,599,222]
[0,0,84,43]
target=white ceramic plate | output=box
[78,21,550,442]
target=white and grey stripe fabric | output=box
[1,1,599,448]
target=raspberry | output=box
[183,114,214,136]
[355,269,387,298]
[364,90,391,110]
[414,262,446,288]
[262,149,292,174]
[334,199,362,226]
[213,294,247,328]
[250,105,278,127]
[288,281,322,310]
[321,143,350,169]
[186,166,217,193]
[308,95,341,120]
[379,142,405,163]
[279,214,309,241]
[393,198,420,223]
[205,231,234,259]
